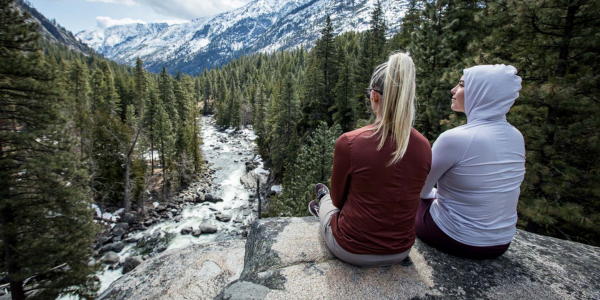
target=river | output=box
[81,116,267,297]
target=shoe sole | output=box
[308,202,318,218]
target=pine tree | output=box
[158,66,178,128]
[90,61,128,207]
[280,122,341,216]
[68,59,91,157]
[187,101,203,173]
[253,85,269,157]
[331,47,356,132]
[410,0,477,140]
[145,89,159,175]
[153,99,175,198]
[312,15,337,126]
[354,32,375,121]
[216,83,230,127]
[270,74,300,176]
[173,77,192,190]
[90,68,104,115]
[387,0,420,54]
[280,129,302,214]
[134,57,146,116]
[370,0,388,63]
[98,60,121,116]
[0,1,100,298]
[299,58,326,134]
[202,71,212,115]
[121,57,147,210]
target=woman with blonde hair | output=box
[308,53,432,266]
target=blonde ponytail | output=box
[369,53,416,166]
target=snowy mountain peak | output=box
[76,0,407,75]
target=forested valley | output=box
[1,0,599,298]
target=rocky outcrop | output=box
[240,171,268,190]
[100,217,600,300]
[98,240,246,299]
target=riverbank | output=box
[88,116,272,295]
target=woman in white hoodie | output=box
[416,65,526,259]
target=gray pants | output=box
[318,194,411,267]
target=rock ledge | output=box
[100,217,600,300]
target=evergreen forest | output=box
[1,0,204,298]
[0,0,599,298]
[202,0,600,248]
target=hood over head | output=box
[463,65,522,123]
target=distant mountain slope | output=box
[16,0,94,55]
[76,0,407,75]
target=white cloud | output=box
[134,0,253,20]
[86,0,137,6]
[96,16,147,29]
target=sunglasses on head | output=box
[365,87,383,100]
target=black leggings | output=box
[415,198,510,259]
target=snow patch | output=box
[271,185,283,194]
[91,204,123,223]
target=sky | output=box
[28,0,252,33]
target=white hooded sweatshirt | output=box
[420,65,526,247]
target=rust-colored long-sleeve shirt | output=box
[329,125,432,254]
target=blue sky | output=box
[28,0,252,33]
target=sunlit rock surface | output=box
[100,217,600,300]
[97,240,246,299]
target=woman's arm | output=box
[330,134,352,209]
[420,132,464,199]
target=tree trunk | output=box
[150,127,154,176]
[124,126,142,210]
[256,178,261,219]
[161,140,167,199]
[2,208,26,300]
[123,157,131,210]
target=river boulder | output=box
[195,192,205,203]
[245,161,259,172]
[180,227,193,235]
[102,252,120,264]
[101,241,125,254]
[120,213,137,224]
[136,230,173,255]
[215,213,231,222]
[200,223,217,234]
[111,223,129,237]
[122,256,143,274]
[123,233,144,244]
[205,194,223,203]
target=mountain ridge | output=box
[15,0,94,55]
[75,0,407,75]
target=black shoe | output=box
[308,200,320,217]
[315,183,330,201]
